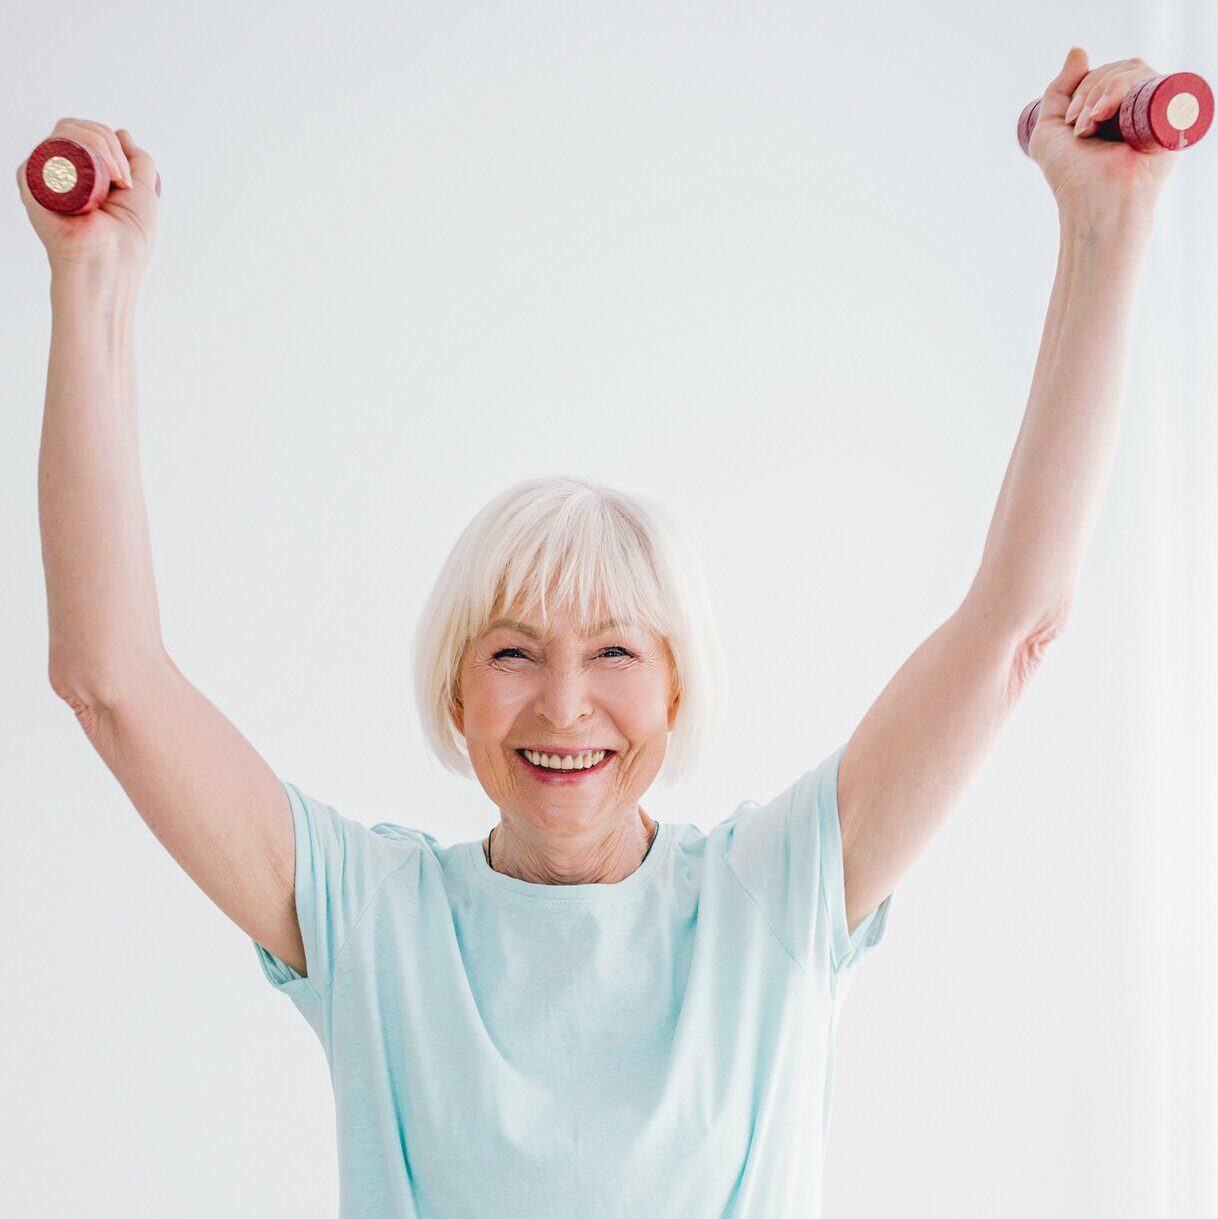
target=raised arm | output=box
[21,120,307,976]
[834,50,1181,935]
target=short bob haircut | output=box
[412,474,728,788]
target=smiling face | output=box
[453,599,679,844]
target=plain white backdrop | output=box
[3,2,1214,1216]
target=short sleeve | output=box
[252,779,407,1002]
[720,742,894,985]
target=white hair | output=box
[412,474,728,787]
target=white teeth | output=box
[523,749,607,771]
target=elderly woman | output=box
[25,47,1179,1219]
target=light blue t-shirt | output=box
[254,742,894,1218]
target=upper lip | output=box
[516,745,614,754]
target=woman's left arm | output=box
[964,207,1152,636]
[835,48,1181,936]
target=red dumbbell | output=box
[1018,71,1213,155]
[25,135,161,214]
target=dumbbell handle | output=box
[1018,70,1213,155]
[25,136,161,214]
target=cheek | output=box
[463,670,520,719]
[610,673,673,735]
[465,668,529,728]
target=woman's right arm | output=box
[25,122,308,977]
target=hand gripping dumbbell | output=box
[25,136,161,214]
[1018,71,1213,155]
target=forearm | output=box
[965,204,1155,636]
[41,264,166,702]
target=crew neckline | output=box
[465,822,668,899]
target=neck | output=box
[485,809,657,885]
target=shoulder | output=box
[369,819,437,851]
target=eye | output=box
[489,646,634,661]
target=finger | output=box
[54,118,130,186]
[52,120,126,186]
[1065,58,1143,123]
[1039,46,1091,123]
[1064,81,1094,124]
[1073,67,1129,133]
[1074,63,1155,134]
[1062,66,1111,124]
[75,119,132,186]
[115,129,158,197]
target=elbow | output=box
[1010,601,1072,690]
[48,642,173,711]
[1025,595,1075,645]
[48,655,88,705]
[48,656,120,717]
[962,585,1076,650]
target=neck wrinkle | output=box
[485,812,657,885]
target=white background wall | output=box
[2,3,1214,1216]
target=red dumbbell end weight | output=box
[1017,70,1213,155]
[26,135,162,213]
[1127,72,1212,151]
[26,137,111,214]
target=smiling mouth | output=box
[515,749,615,777]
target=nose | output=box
[531,665,598,733]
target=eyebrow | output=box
[482,617,626,639]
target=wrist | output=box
[50,260,142,311]
[1056,194,1156,247]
